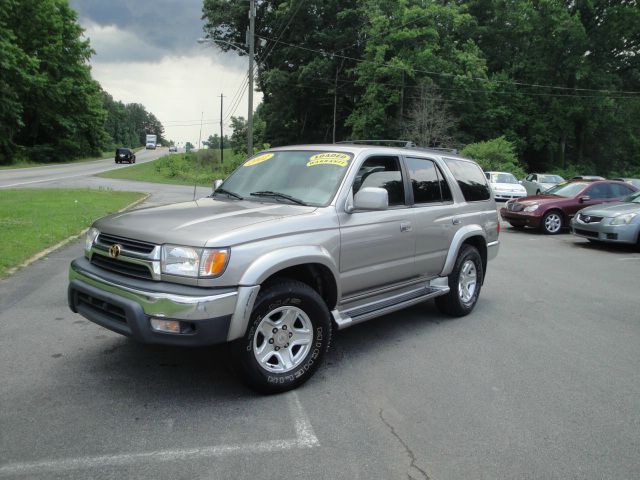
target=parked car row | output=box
[498,178,639,247]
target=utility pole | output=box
[198,111,203,150]
[247,0,255,156]
[219,94,224,164]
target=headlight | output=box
[161,245,229,278]
[85,227,100,253]
[524,204,539,212]
[610,213,637,225]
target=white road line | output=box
[0,392,318,476]
[0,173,89,188]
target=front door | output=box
[338,156,416,296]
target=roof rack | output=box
[336,140,417,148]
[335,139,458,154]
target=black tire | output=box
[509,222,526,230]
[115,160,120,164]
[231,279,332,394]
[541,210,564,235]
[536,189,541,195]
[435,244,483,317]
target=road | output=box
[0,148,166,189]
[0,168,638,479]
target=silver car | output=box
[521,173,564,196]
[571,191,640,246]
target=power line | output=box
[255,34,640,96]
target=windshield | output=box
[220,150,353,206]
[543,182,587,197]
[491,173,518,184]
[539,175,563,183]
[623,191,640,203]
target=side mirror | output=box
[213,179,223,191]
[579,195,591,203]
[352,187,389,211]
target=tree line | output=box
[0,0,164,165]
[203,0,640,176]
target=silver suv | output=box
[68,144,500,392]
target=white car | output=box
[485,171,527,201]
[521,173,565,196]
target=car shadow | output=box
[571,238,639,254]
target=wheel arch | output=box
[441,225,487,279]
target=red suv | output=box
[500,180,638,234]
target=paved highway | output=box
[0,147,166,189]
[0,179,638,479]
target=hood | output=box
[93,198,318,247]
[578,201,640,217]
[513,194,567,205]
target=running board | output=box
[332,283,449,329]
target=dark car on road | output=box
[115,148,136,164]
[500,180,638,234]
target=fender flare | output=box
[440,225,486,277]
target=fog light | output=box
[150,318,181,333]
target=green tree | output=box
[461,136,526,178]
[4,0,109,162]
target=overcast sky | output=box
[70,0,261,146]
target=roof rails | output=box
[335,139,458,154]
[336,140,417,148]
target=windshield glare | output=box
[624,191,640,203]
[220,150,353,206]
[539,175,563,183]
[491,173,518,184]
[543,182,587,197]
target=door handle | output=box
[452,217,462,225]
[400,222,412,232]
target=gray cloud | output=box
[70,0,234,64]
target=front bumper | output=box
[68,257,238,346]
[493,192,527,201]
[570,219,639,244]
[500,209,542,228]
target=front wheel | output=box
[541,210,563,234]
[435,244,483,317]
[231,279,332,393]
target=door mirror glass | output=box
[353,187,389,211]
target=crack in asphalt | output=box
[379,409,431,480]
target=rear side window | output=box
[405,157,452,204]
[609,183,635,198]
[444,158,491,202]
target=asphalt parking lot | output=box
[0,200,638,479]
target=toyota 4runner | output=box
[68,144,500,392]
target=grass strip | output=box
[0,188,146,278]
[97,150,245,187]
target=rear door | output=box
[404,156,456,278]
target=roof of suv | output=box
[263,143,470,161]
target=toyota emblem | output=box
[109,244,122,258]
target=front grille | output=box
[574,228,599,238]
[91,254,153,279]
[578,214,603,224]
[97,233,155,254]
[507,202,524,212]
[76,291,126,323]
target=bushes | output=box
[152,150,245,184]
[461,137,526,179]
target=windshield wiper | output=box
[213,188,243,200]
[250,191,308,205]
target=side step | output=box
[332,281,449,329]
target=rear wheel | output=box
[435,244,483,317]
[231,279,332,393]
[541,210,563,234]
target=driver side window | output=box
[353,156,405,206]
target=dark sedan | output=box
[115,148,136,164]
[500,180,638,234]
